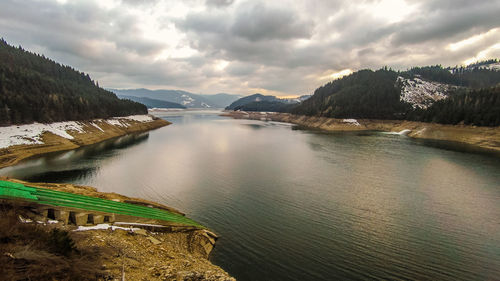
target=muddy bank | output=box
[0,178,235,280]
[0,115,169,169]
[222,111,500,153]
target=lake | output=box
[1,110,499,280]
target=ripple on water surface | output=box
[1,110,499,281]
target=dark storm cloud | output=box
[0,0,499,95]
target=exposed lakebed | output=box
[1,110,499,280]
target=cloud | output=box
[391,1,500,46]
[0,0,499,96]
[229,2,314,41]
[206,0,234,8]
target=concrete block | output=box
[74,213,88,226]
[93,215,104,224]
[54,210,69,224]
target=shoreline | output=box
[0,115,170,169]
[0,116,236,280]
[221,111,500,153]
[0,178,234,280]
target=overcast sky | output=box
[1,0,499,96]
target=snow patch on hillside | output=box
[477,62,500,71]
[0,115,154,149]
[91,122,104,132]
[74,223,141,232]
[117,115,153,122]
[343,119,360,126]
[181,94,194,106]
[0,121,83,148]
[397,76,454,109]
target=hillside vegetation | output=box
[225,93,309,112]
[403,64,500,88]
[290,63,500,126]
[293,69,409,119]
[0,39,147,125]
[408,86,500,126]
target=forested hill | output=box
[292,63,500,125]
[292,69,410,119]
[0,39,147,125]
[408,86,500,126]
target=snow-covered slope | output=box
[397,76,456,109]
[0,115,154,149]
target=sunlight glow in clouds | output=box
[215,60,230,71]
[447,28,499,51]
[363,0,419,24]
[320,69,353,81]
[464,43,500,65]
[1,0,498,96]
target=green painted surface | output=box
[0,180,203,228]
[0,187,38,200]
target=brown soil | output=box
[0,116,170,169]
[0,203,234,281]
[72,228,234,281]
[222,111,500,153]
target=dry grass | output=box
[0,203,106,281]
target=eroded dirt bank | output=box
[0,115,170,169]
[222,111,500,153]
[0,178,235,280]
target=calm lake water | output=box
[2,110,500,280]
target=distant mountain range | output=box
[119,95,186,109]
[226,93,311,112]
[110,88,242,108]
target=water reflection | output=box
[1,110,499,281]
[0,133,149,181]
[24,167,98,183]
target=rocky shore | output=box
[222,111,500,153]
[0,178,235,281]
[0,115,237,280]
[0,115,170,169]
